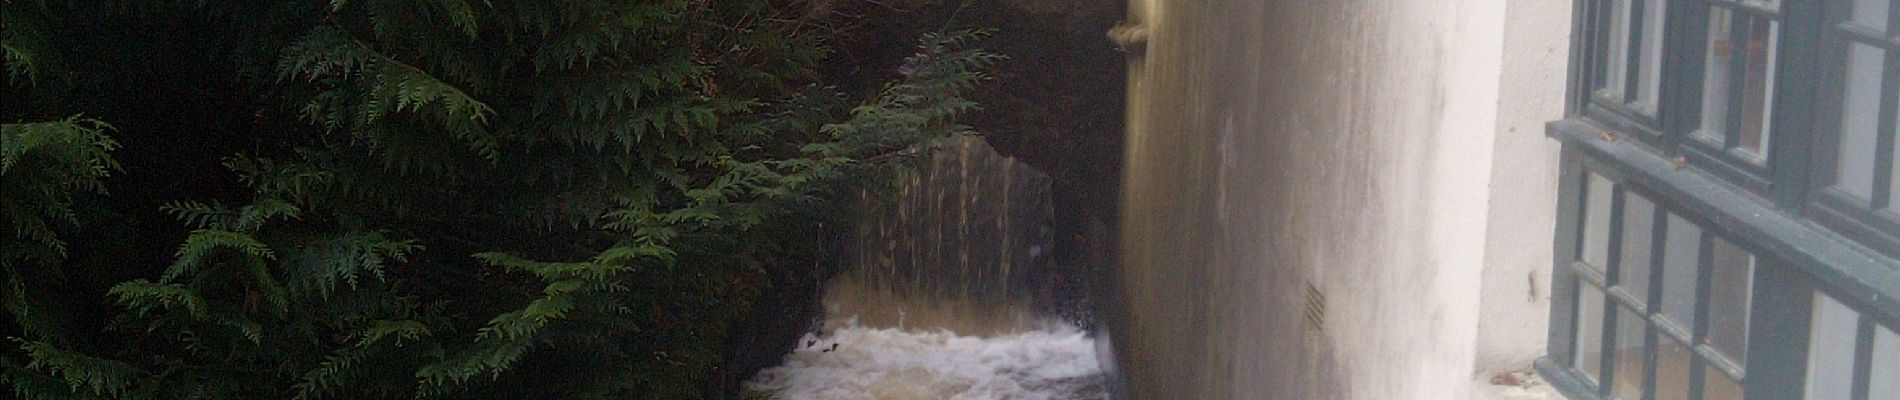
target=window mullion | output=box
[1643,326,1661,399]
[1741,259,1811,400]
[1689,231,1716,400]
[1600,298,1621,398]
[1601,185,1630,397]
[1767,0,1823,209]
[1689,359,1708,400]
[1851,318,1874,400]
[1891,0,1900,48]
[1645,212,1668,399]
[1667,0,1712,153]
[1648,206,1670,311]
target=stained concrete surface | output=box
[1110,0,1543,398]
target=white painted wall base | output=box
[1474,0,1574,375]
[1111,0,1571,398]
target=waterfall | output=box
[746,136,1107,400]
[836,135,1053,333]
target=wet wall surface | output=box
[818,1,1127,279]
[1112,0,1506,398]
[743,137,1111,400]
[843,136,1060,326]
[724,2,1130,396]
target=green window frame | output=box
[1545,0,1900,398]
[1807,0,1900,260]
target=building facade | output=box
[1539,0,1900,398]
[1111,0,1899,398]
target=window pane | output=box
[1635,0,1668,110]
[1614,307,1649,400]
[1701,8,1736,137]
[1656,337,1693,400]
[1604,0,1633,96]
[1700,9,1778,157]
[1662,215,1700,326]
[1872,325,1900,400]
[1584,173,1616,270]
[1579,284,1609,383]
[1705,368,1745,400]
[1838,43,1884,201]
[1737,21,1776,156]
[1707,238,1753,366]
[1621,193,1657,301]
[1852,0,1891,32]
[1891,111,1900,212]
[1803,293,1857,400]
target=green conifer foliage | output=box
[2,1,997,398]
[1,118,119,349]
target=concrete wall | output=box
[1110,0,1564,398]
[1474,0,1572,375]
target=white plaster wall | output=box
[1111,0,1517,398]
[1473,0,1573,375]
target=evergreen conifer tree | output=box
[2,1,998,398]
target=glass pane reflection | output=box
[1705,368,1744,400]
[1803,293,1856,400]
[1656,337,1693,400]
[1837,43,1884,201]
[1578,284,1609,383]
[1614,307,1648,400]
[1871,325,1900,400]
[1706,238,1753,366]
[1662,215,1700,327]
[1584,173,1616,270]
[1620,194,1657,300]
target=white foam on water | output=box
[745,321,1108,400]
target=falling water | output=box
[746,136,1107,400]
[744,321,1105,400]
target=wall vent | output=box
[1303,282,1326,334]
[1303,282,1326,352]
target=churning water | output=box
[743,137,1106,400]
[743,279,1108,400]
[742,320,1107,400]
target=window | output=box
[1587,0,1672,140]
[1563,171,1761,399]
[1597,0,1671,113]
[1689,3,1780,167]
[1581,0,1796,190]
[1803,293,1900,399]
[1809,0,1900,255]
[1546,1,1900,398]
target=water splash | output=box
[744,321,1108,400]
[748,136,1103,400]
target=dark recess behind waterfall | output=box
[712,0,1127,397]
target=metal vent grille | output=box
[1304,282,1326,333]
